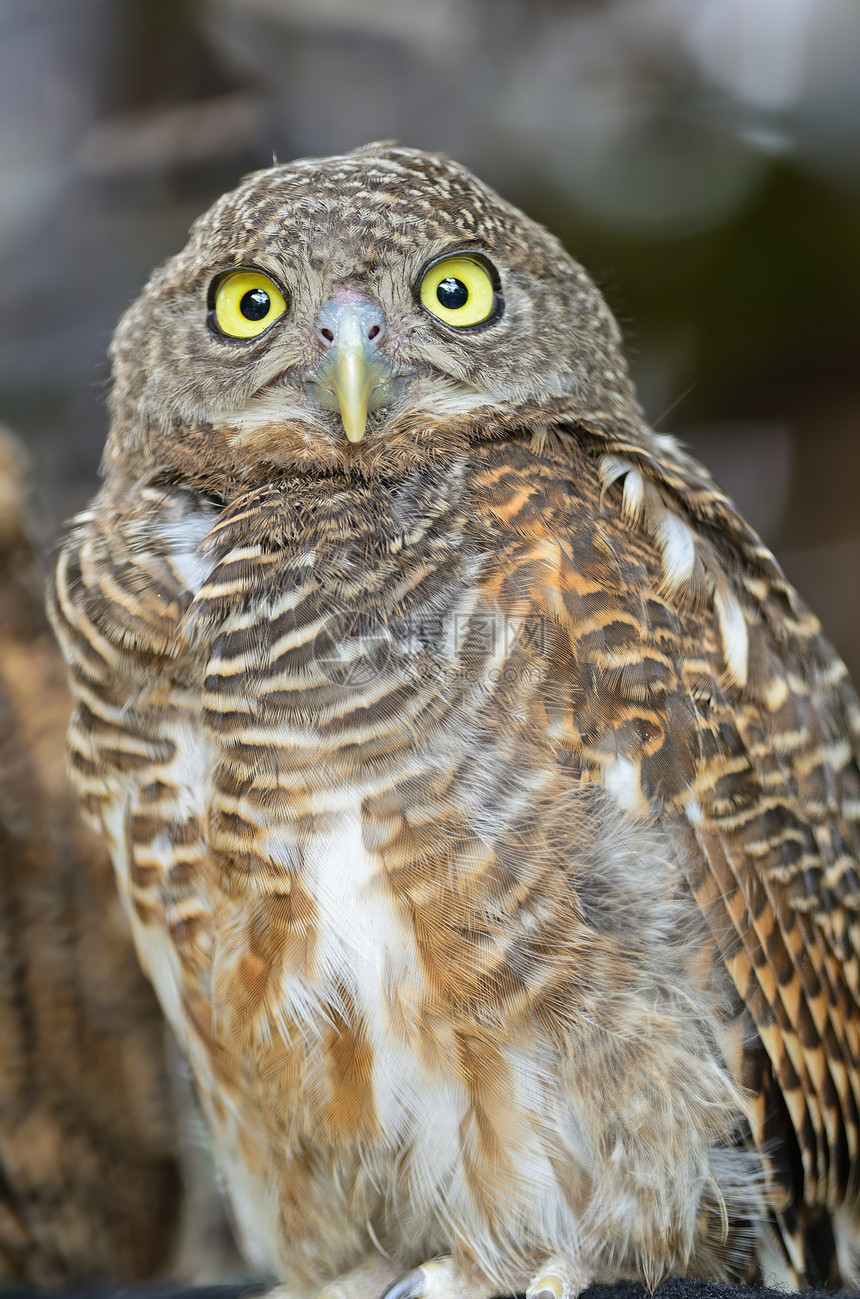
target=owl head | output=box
[105,143,642,489]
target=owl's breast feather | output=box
[50,462,765,1285]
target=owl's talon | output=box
[378,1258,504,1299]
[529,1281,564,1299]
[526,1258,591,1299]
[379,1269,427,1299]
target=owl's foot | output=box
[525,1257,593,1299]
[314,1257,401,1299]
[378,1255,592,1299]
[380,1258,503,1299]
[268,1258,403,1299]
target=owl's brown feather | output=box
[49,144,860,1297]
[0,428,180,1285]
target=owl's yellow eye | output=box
[211,270,287,340]
[419,255,500,329]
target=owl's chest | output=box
[166,722,471,1165]
[130,494,550,1118]
[196,581,481,1005]
[197,531,507,806]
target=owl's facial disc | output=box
[305,293,402,443]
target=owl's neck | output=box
[180,452,475,560]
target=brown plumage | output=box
[0,426,180,1285]
[49,144,860,1297]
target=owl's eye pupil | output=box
[436,277,468,310]
[240,288,271,321]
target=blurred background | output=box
[1,0,859,673]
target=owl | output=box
[0,426,180,1284]
[49,144,860,1298]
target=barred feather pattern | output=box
[49,144,860,1297]
[50,431,860,1291]
[0,429,180,1285]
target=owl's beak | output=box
[305,295,399,443]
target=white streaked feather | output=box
[597,455,646,523]
[161,511,220,594]
[597,454,634,490]
[620,469,645,522]
[651,431,684,456]
[683,796,704,827]
[653,507,697,592]
[713,585,750,689]
[603,756,646,816]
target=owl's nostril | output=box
[307,296,398,443]
[315,295,385,353]
[318,321,380,347]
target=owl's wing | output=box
[2,445,180,1284]
[473,431,860,1251]
[48,478,220,970]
